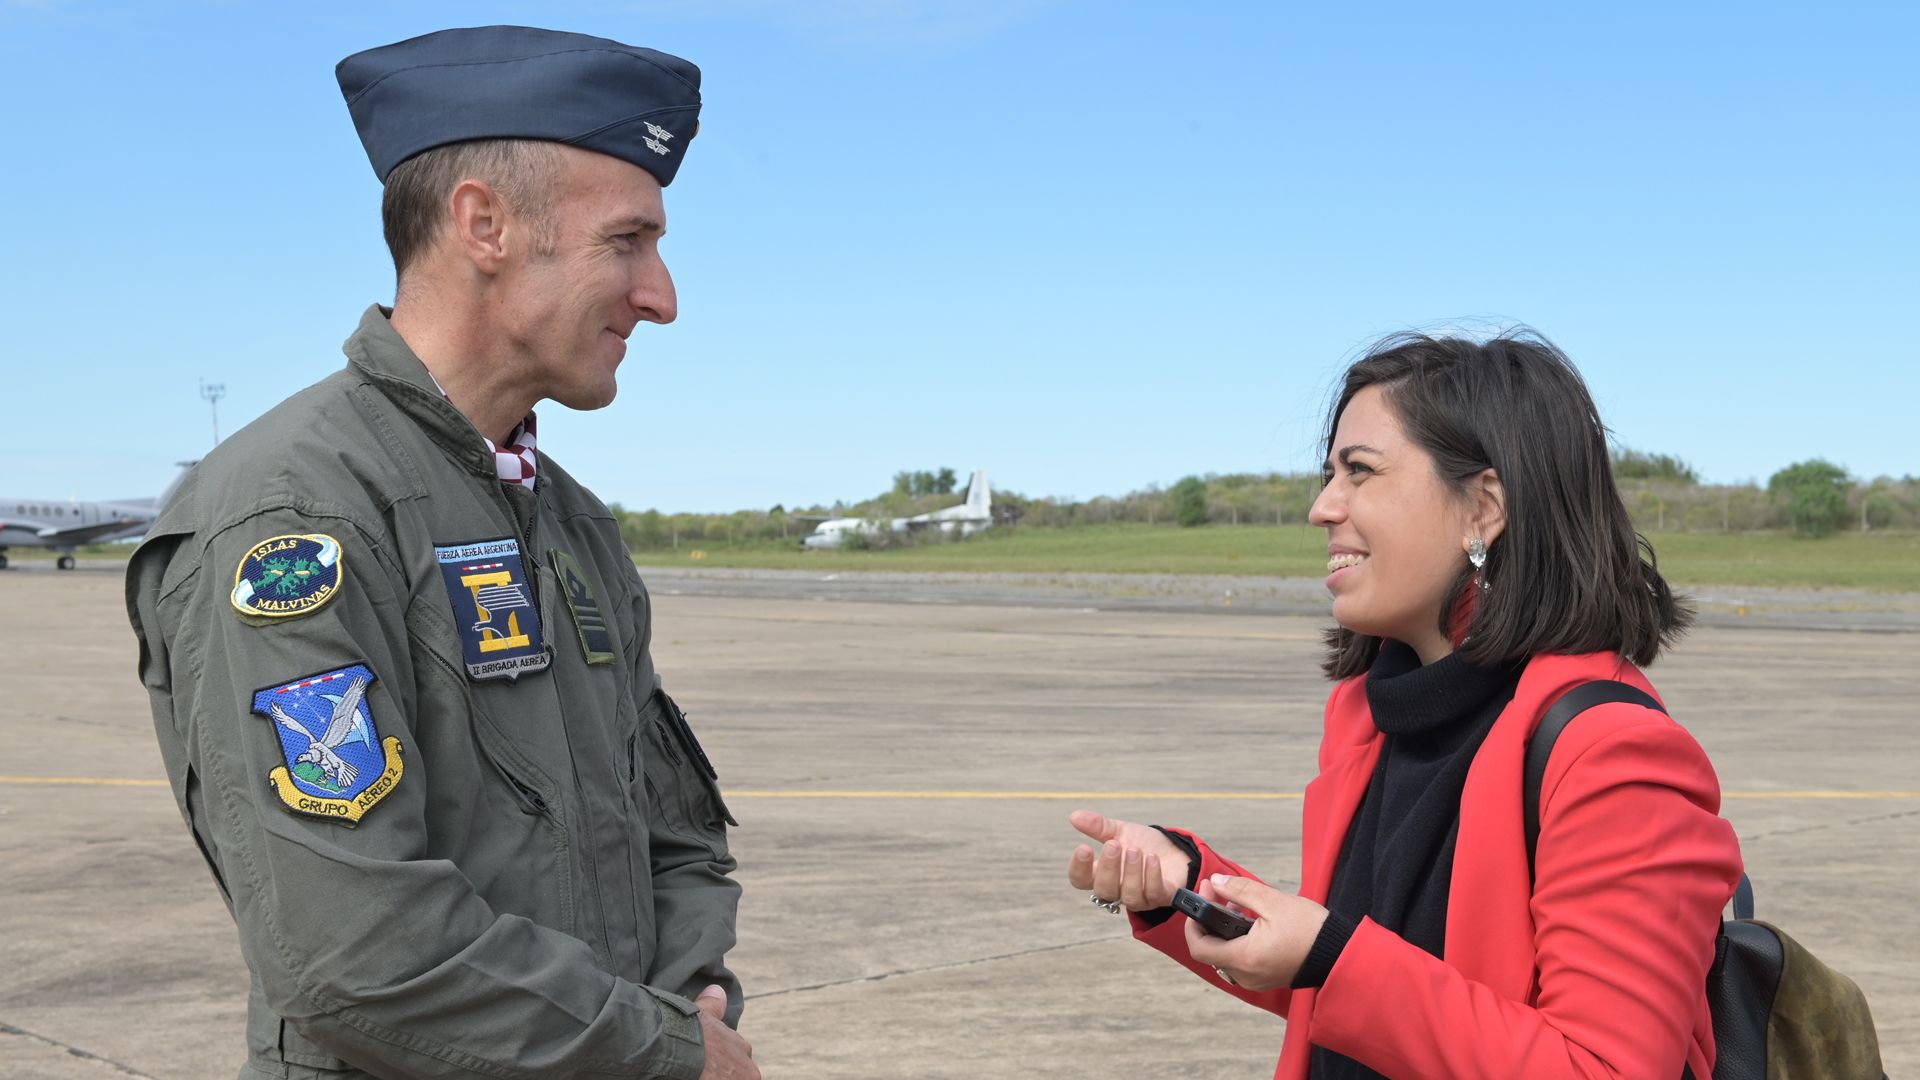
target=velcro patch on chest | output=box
[434,537,551,681]
[549,549,617,665]
[231,534,344,621]
[252,663,403,826]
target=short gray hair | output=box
[381,138,561,279]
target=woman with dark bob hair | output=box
[1067,332,1743,1080]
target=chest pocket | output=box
[639,689,736,857]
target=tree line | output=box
[1611,453,1915,538]
[609,456,1917,551]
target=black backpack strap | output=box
[1732,872,1755,921]
[1524,680,1667,884]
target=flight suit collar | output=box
[343,303,503,484]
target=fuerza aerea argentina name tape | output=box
[436,539,519,563]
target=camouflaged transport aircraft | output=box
[801,468,993,550]
[0,461,195,569]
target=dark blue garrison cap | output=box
[337,26,701,186]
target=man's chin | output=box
[556,383,618,411]
[549,368,620,411]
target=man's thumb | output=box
[695,985,728,1020]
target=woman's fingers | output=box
[1182,875,1329,993]
[1067,845,1096,890]
[1078,841,1172,911]
[1207,873,1279,918]
[1069,809,1125,844]
[1091,840,1123,900]
[1117,845,1148,909]
[1185,909,1236,968]
[1142,852,1166,909]
[1068,812,1189,912]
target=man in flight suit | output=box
[126,26,758,1080]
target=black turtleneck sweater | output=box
[1296,640,1524,1080]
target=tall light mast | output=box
[200,380,226,448]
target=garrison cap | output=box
[337,26,701,186]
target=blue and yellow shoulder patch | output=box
[252,663,402,826]
[435,537,551,681]
[232,534,344,620]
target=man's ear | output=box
[447,179,511,275]
[1469,468,1508,546]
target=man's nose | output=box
[632,257,677,326]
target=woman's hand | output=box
[1066,809,1190,912]
[1184,875,1330,993]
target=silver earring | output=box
[1467,538,1489,589]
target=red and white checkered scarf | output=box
[486,413,538,489]
[428,374,538,489]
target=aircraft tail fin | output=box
[964,468,990,516]
[158,460,198,511]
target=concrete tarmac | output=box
[1,561,1915,1079]
[639,565,1920,632]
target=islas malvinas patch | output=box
[252,663,403,825]
[231,534,344,620]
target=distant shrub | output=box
[1612,448,1699,484]
[617,508,667,549]
[893,468,958,497]
[1864,494,1896,530]
[1768,459,1851,538]
[1170,475,1208,527]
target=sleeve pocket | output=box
[641,689,737,854]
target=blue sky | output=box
[2,0,1913,511]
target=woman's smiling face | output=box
[1309,385,1504,663]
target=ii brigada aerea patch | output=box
[232,534,344,620]
[435,537,551,681]
[251,663,403,826]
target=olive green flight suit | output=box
[126,305,740,1080]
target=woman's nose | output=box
[1309,483,1343,527]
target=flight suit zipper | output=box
[498,475,541,566]
[503,769,551,814]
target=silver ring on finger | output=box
[1089,892,1123,914]
[1214,967,1236,986]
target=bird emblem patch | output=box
[435,537,551,681]
[232,534,344,621]
[252,663,403,826]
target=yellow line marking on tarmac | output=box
[0,776,168,786]
[726,791,1305,799]
[1724,791,1920,798]
[2,778,1913,800]
[729,787,1920,795]
[728,790,1920,800]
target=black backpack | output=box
[1524,682,1887,1080]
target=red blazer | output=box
[1134,651,1742,1080]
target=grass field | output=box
[635,524,1920,592]
[20,524,1915,592]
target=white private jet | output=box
[802,468,993,550]
[0,461,195,570]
